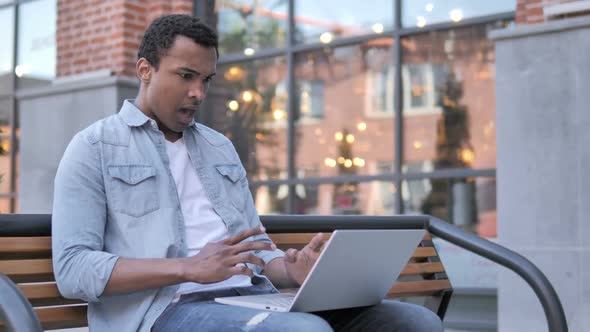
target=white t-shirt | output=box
[165,137,251,298]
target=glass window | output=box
[253,185,290,215]
[16,0,56,89]
[284,181,397,215]
[402,0,515,28]
[403,176,496,237]
[0,197,11,213]
[294,39,395,178]
[214,0,288,55]
[402,23,503,171]
[295,0,393,44]
[202,57,288,182]
[0,6,14,95]
[0,98,12,195]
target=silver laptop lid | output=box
[290,229,426,312]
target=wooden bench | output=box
[0,214,452,331]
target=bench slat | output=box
[0,237,52,259]
[18,283,84,307]
[0,258,54,283]
[387,279,452,298]
[0,305,88,331]
[36,306,88,330]
[400,262,445,276]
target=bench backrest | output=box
[0,219,452,330]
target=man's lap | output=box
[152,286,443,332]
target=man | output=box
[52,14,443,332]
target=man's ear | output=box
[136,58,153,83]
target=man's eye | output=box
[180,73,193,80]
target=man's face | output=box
[140,36,217,140]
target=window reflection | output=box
[0,7,14,95]
[293,39,395,178]
[402,0,515,28]
[16,0,56,89]
[203,57,288,182]
[403,176,496,237]
[254,181,396,215]
[214,0,288,55]
[252,185,289,215]
[295,0,393,44]
[403,23,503,171]
[0,197,11,213]
[0,98,12,195]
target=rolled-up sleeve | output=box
[52,132,119,302]
[239,166,285,273]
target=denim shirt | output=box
[51,100,284,332]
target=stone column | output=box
[491,16,590,332]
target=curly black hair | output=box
[138,14,218,70]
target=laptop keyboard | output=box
[243,293,296,308]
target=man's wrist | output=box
[174,258,189,283]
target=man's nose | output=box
[188,82,205,101]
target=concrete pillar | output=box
[491,16,590,332]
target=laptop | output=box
[215,229,426,312]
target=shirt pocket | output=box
[215,163,247,211]
[107,165,160,217]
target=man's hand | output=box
[180,227,276,284]
[283,233,327,286]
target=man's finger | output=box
[230,240,276,254]
[285,248,298,263]
[222,227,265,245]
[228,265,254,278]
[227,253,265,268]
[306,233,325,253]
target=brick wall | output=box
[57,0,192,78]
[516,0,584,24]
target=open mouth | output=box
[178,107,197,124]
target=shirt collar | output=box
[119,100,152,127]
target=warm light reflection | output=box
[227,100,239,111]
[224,66,244,81]
[242,91,254,102]
[460,148,475,164]
[346,134,355,144]
[1,138,10,153]
[413,141,423,150]
[353,157,365,167]
[337,156,346,164]
[344,159,353,168]
[244,48,255,56]
[372,23,384,34]
[273,109,285,121]
[334,132,343,141]
[15,64,32,77]
[357,122,367,131]
[450,9,463,22]
[324,158,337,168]
[416,16,426,28]
[320,32,333,44]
